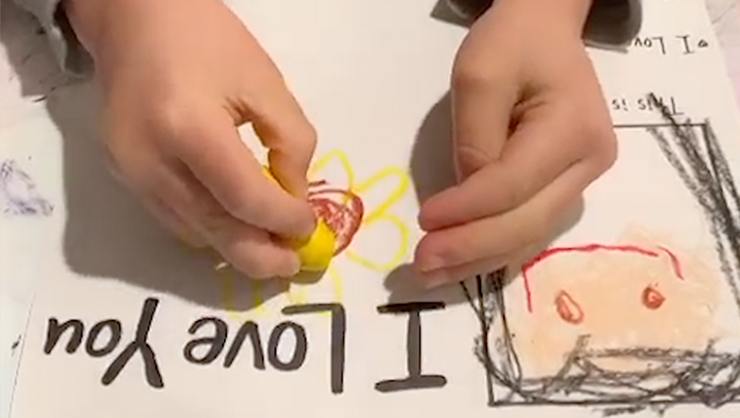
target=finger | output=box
[140,195,208,248]
[414,161,598,273]
[419,107,582,231]
[249,84,317,198]
[416,254,509,289]
[450,58,519,179]
[103,134,207,248]
[211,221,302,279]
[149,161,302,279]
[173,107,315,239]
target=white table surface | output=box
[0,0,738,417]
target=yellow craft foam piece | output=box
[262,166,336,272]
[292,219,336,272]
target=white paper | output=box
[6,0,740,417]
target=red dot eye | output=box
[642,285,665,309]
[555,291,584,325]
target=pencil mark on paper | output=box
[0,159,53,216]
[462,95,740,413]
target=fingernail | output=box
[283,255,302,277]
[214,260,230,271]
[418,269,452,289]
[416,256,446,274]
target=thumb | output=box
[250,79,317,198]
[450,67,519,180]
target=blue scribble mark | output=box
[0,159,53,216]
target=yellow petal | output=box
[309,150,354,189]
[354,167,410,224]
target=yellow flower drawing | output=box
[220,149,412,316]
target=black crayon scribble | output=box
[0,159,53,216]
[462,94,740,414]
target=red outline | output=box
[521,244,684,313]
[308,183,364,255]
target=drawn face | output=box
[508,242,723,379]
[307,180,363,255]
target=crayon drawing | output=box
[220,149,412,317]
[0,159,53,217]
[462,97,740,414]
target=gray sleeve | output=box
[583,0,642,47]
[12,0,93,76]
[445,0,642,47]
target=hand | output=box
[65,0,317,278]
[414,0,617,287]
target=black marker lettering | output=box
[375,302,447,393]
[283,303,346,394]
[101,298,164,388]
[267,321,307,371]
[44,319,84,354]
[184,317,228,365]
[669,96,684,116]
[650,36,666,54]
[224,321,265,369]
[85,320,122,357]
[677,34,694,54]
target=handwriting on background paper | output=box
[610,93,685,116]
[629,34,710,55]
[0,159,53,216]
[220,149,412,317]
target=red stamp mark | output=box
[308,180,364,255]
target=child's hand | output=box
[66,0,317,278]
[414,0,617,286]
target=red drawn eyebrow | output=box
[521,244,684,313]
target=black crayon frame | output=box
[462,107,740,411]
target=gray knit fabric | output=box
[447,0,642,46]
[14,0,642,76]
[13,0,91,76]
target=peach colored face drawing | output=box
[508,242,724,379]
[522,244,684,316]
[307,180,363,254]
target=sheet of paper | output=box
[6,0,740,416]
